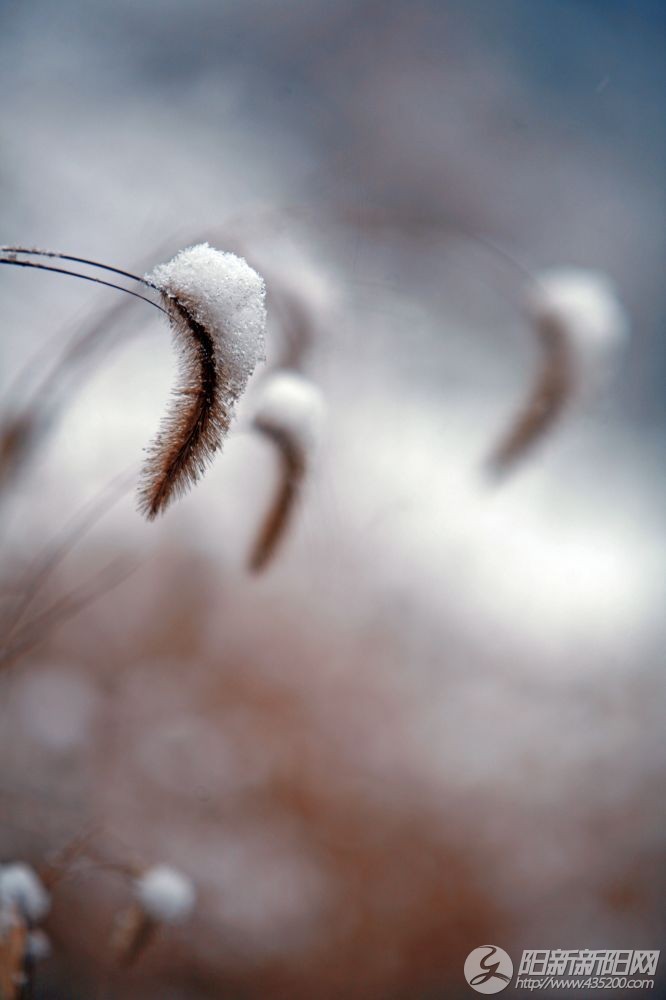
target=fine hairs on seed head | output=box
[487,266,628,479]
[139,243,267,519]
[250,371,325,572]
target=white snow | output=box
[252,372,325,456]
[135,865,196,924]
[147,243,267,400]
[0,864,50,921]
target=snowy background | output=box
[1,1,665,997]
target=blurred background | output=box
[0,1,665,997]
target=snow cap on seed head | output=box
[528,268,628,358]
[253,371,325,458]
[147,242,267,398]
[135,865,195,924]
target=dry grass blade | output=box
[0,258,164,313]
[38,831,100,890]
[0,558,137,672]
[1,472,134,641]
[0,246,156,288]
[0,249,160,495]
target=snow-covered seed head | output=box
[527,268,628,358]
[139,243,267,519]
[249,372,325,572]
[487,267,628,478]
[134,866,195,925]
[0,864,50,922]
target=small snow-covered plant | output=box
[139,243,266,518]
[135,865,195,923]
[112,865,196,966]
[0,864,51,999]
[0,244,267,518]
[486,267,628,478]
[249,371,325,571]
[0,864,50,924]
